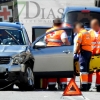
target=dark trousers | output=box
[79,50,92,90]
[79,50,92,72]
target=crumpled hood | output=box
[0,45,27,56]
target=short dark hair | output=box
[53,18,62,26]
[75,22,84,28]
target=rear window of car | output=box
[64,11,100,26]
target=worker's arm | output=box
[61,32,70,45]
[74,43,81,54]
[74,33,82,54]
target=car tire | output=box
[18,64,34,91]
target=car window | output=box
[32,28,51,42]
[36,28,73,47]
[0,27,26,45]
[64,11,100,26]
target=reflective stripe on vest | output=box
[97,46,100,48]
[48,82,56,85]
[92,46,96,49]
[47,39,62,43]
[80,72,88,74]
[92,42,96,44]
[92,42,100,45]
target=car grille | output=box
[0,57,10,64]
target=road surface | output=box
[0,76,99,100]
[1,0,100,100]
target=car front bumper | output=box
[0,64,25,73]
[0,64,25,82]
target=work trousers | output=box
[48,78,67,87]
[79,50,92,90]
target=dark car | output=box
[62,7,100,28]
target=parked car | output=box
[62,7,100,28]
[0,22,74,90]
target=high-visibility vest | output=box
[89,29,100,55]
[46,27,64,46]
[77,29,92,52]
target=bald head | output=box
[90,19,100,31]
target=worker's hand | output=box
[74,54,78,59]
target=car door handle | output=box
[63,50,70,54]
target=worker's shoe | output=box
[97,86,100,92]
[59,84,67,90]
[48,85,57,91]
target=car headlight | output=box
[13,55,26,64]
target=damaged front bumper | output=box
[0,64,25,82]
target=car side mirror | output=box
[35,41,46,48]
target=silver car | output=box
[0,22,73,90]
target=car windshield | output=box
[64,11,100,26]
[0,27,25,45]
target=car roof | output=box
[32,26,51,28]
[64,6,100,12]
[0,22,24,29]
[32,26,74,29]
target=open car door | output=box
[32,27,74,78]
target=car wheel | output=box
[19,64,34,91]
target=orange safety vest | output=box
[77,29,92,52]
[89,29,100,55]
[46,27,64,46]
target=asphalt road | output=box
[1,0,100,100]
[0,76,100,100]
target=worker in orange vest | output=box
[44,18,70,90]
[89,19,100,92]
[74,22,92,91]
